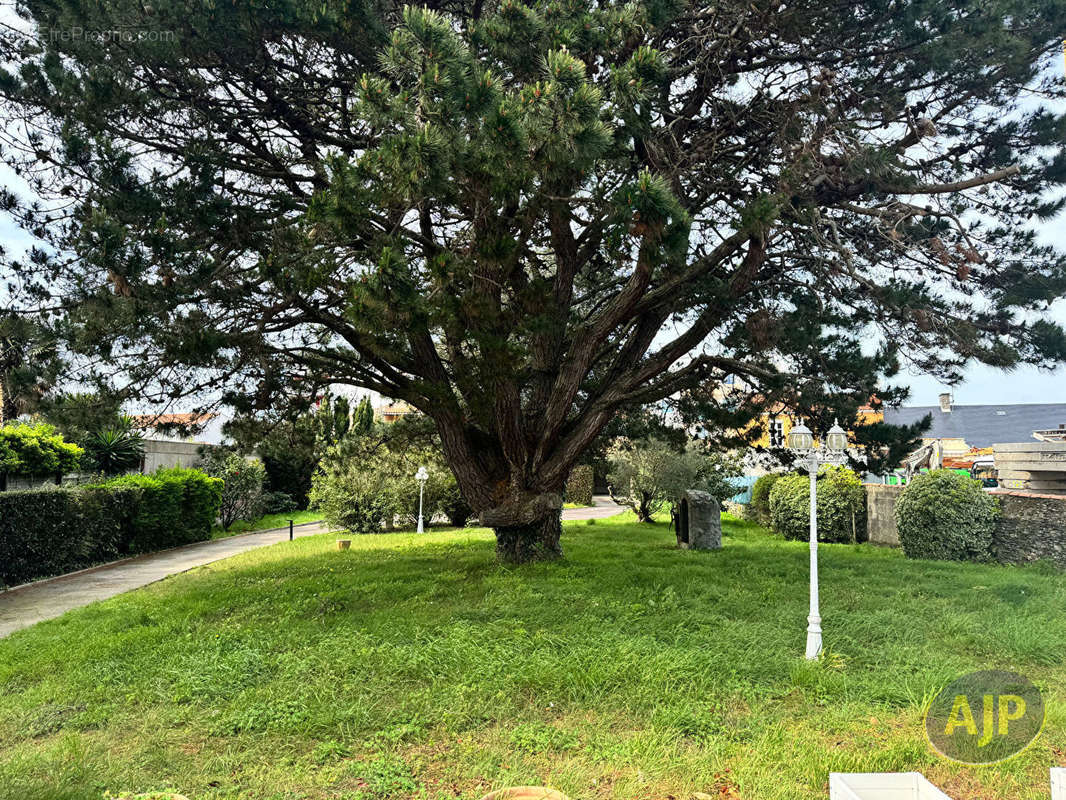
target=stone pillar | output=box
[675,489,722,550]
[864,483,903,547]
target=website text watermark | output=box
[47,27,176,44]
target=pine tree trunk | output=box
[493,511,563,564]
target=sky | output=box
[1,33,1064,411]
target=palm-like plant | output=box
[83,416,146,476]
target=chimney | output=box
[938,393,952,413]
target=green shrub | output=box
[97,468,222,553]
[77,485,132,562]
[309,457,396,533]
[749,473,781,525]
[768,466,865,543]
[263,490,299,514]
[0,468,221,586]
[565,465,595,506]
[895,469,998,561]
[156,467,224,540]
[101,474,180,552]
[311,433,471,532]
[196,450,267,530]
[0,423,82,478]
[0,488,85,586]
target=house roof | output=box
[131,412,216,428]
[883,403,1066,449]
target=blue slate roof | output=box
[883,403,1066,449]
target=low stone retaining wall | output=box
[988,490,1066,567]
[863,483,1066,567]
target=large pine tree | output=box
[1,0,1065,560]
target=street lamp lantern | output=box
[825,419,849,454]
[787,419,814,452]
[415,466,429,534]
[788,417,847,660]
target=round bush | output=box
[768,466,865,543]
[749,472,781,525]
[565,464,595,507]
[309,460,396,533]
[196,450,267,531]
[895,469,998,561]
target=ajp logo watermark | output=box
[925,670,1044,764]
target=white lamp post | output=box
[787,418,848,660]
[415,466,429,533]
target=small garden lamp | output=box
[787,418,848,660]
[415,465,430,534]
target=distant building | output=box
[130,412,225,445]
[377,400,418,424]
[710,374,884,451]
[883,394,1066,456]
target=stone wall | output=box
[988,490,1066,568]
[864,483,902,547]
[3,472,94,492]
[0,441,212,493]
[141,439,208,472]
[863,483,1066,567]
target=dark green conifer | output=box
[2,0,1064,560]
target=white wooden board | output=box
[829,773,954,800]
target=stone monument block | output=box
[674,489,722,550]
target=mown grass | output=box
[212,510,323,538]
[0,513,1063,800]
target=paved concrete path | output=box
[562,494,626,520]
[0,522,333,639]
[0,497,625,639]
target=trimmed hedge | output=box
[0,468,222,587]
[0,486,133,587]
[97,468,222,551]
[0,489,82,587]
[565,465,595,506]
[895,469,998,561]
[768,466,866,543]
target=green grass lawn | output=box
[1,514,1063,800]
[212,509,323,538]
